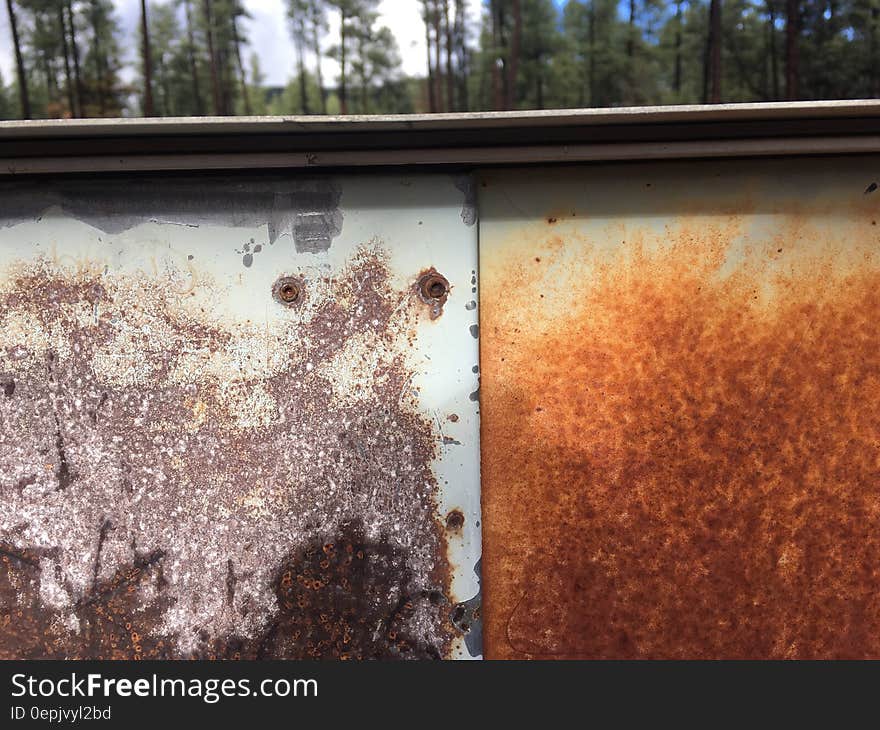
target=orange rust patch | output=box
[481,188,880,659]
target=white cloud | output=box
[0,0,485,99]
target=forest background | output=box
[0,0,867,118]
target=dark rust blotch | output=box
[258,522,447,660]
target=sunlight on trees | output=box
[0,0,876,119]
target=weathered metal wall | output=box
[479,156,880,659]
[0,173,481,659]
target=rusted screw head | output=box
[418,272,449,301]
[273,277,302,306]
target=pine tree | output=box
[83,0,124,116]
[5,0,31,117]
[140,0,154,115]
[326,0,359,114]
[287,0,313,113]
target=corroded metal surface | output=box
[480,157,880,659]
[0,174,481,659]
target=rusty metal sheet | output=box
[479,157,880,659]
[0,173,481,660]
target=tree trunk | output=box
[42,46,55,107]
[785,0,799,99]
[626,0,639,103]
[871,0,879,97]
[767,0,780,99]
[296,20,309,113]
[703,0,722,103]
[536,57,544,109]
[357,32,367,113]
[310,7,326,113]
[66,0,84,116]
[183,0,203,115]
[231,12,251,114]
[339,11,348,114]
[490,0,504,110]
[203,0,222,114]
[58,4,76,115]
[218,46,232,114]
[162,66,172,115]
[5,0,30,118]
[627,0,636,57]
[433,4,443,110]
[505,0,521,109]
[588,1,595,105]
[443,0,455,111]
[674,1,682,96]
[710,0,722,103]
[454,0,467,109]
[90,1,106,115]
[140,0,154,116]
[424,4,436,112]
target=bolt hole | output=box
[273,277,302,306]
[418,272,449,301]
[445,509,465,531]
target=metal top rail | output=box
[2,100,880,175]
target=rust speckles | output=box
[0,244,453,659]
[482,189,880,660]
[416,269,450,320]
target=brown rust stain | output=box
[481,187,880,659]
[0,244,454,659]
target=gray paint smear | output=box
[454,175,478,227]
[268,185,344,254]
[0,177,343,253]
